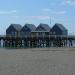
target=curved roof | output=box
[36,23,50,31]
[21,24,36,31]
[25,24,36,31]
[53,23,67,31]
[7,24,22,31]
[11,24,22,31]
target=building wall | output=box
[50,26,62,35]
[31,32,49,37]
[50,25,68,35]
[6,24,68,37]
[50,23,68,35]
[20,26,31,37]
[62,30,68,35]
[35,24,49,36]
[6,26,18,37]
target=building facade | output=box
[32,23,50,37]
[6,24,22,37]
[50,23,68,35]
[6,23,68,37]
[20,24,36,37]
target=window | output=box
[50,32,52,34]
[53,32,55,34]
[12,32,17,36]
[45,32,49,35]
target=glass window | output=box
[53,32,55,34]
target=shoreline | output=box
[1,47,75,51]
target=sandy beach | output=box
[0,47,75,75]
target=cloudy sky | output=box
[0,0,75,35]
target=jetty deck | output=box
[0,35,75,48]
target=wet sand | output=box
[0,47,75,75]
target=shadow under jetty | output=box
[0,35,74,49]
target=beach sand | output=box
[0,47,75,75]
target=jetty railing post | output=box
[0,34,75,48]
[31,35,33,48]
[71,39,72,47]
[49,35,50,47]
[10,40,12,48]
[0,39,1,47]
[65,36,68,47]
[0,39,3,48]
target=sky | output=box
[0,0,75,35]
